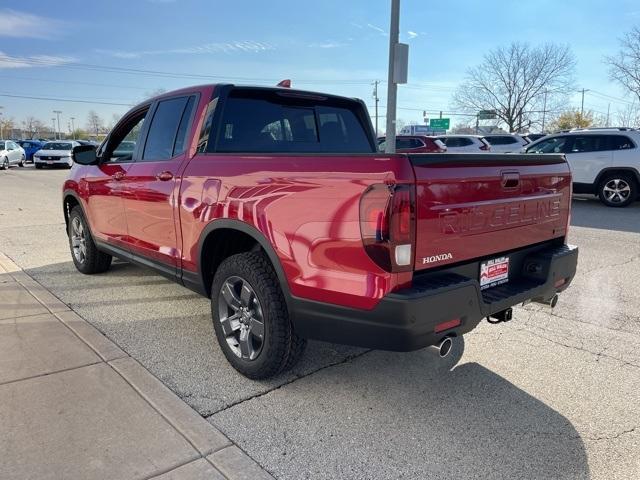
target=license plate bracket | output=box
[480,256,509,290]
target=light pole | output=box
[53,110,62,140]
[0,106,4,139]
[70,117,76,139]
[384,0,407,153]
[51,118,56,139]
[541,89,548,132]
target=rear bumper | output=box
[291,243,578,351]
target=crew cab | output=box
[64,84,578,379]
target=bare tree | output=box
[606,27,640,102]
[454,42,576,132]
[86,110,104,137]
[22,117,45,138]
[616,103,640,127]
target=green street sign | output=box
[478,109,497,120]
[429,118,450,129]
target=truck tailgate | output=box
[409,153,571,272]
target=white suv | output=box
[436,135,491,152]
[484,134,529,153]
[525,128,640,207]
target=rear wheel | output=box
[598,173,637,207]
[211,251,306,379]
[18,155,25,167]
[1,157,8,170]
[68,206,112,274]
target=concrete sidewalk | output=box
[0,252,273,480]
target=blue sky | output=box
[1,0,639,133]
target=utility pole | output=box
[0,106,4,140]
[70,117,76,138]
[606,103,611,127]
[53,110,62,140]
[372,81,380,136]
[541,89,548,132]
[580,89,589,116]
[51,118,56,139]
[384,0,401,153]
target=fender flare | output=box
[196,219,294,308]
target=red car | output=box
[377,135,446,153]
[64,84,578,379]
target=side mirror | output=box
[72,145,99,165]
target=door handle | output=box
[112,171,125,181]
[156,171,174,181]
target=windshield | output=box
[43,142,73,150]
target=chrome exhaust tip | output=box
[533,294,558,308]
[430,337,453,358]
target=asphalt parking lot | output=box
[1,165,639,479]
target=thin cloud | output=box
[97,41,275,58]
[308,41,346,49]
[0,9,66,39]
[366,23,388,36]
[0,51,75,69]
[407,31,418,39]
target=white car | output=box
[483,134,529,153]
[436,135,491,152]
[0,140,26,170]
[34,141,80,169]
[525,128,640,207]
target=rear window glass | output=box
[214,90,373,154]
[570,135,609,153]
[609,135,635,150]
[486,136,517,145]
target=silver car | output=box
[34,141,80,169]
[0,140,26,170]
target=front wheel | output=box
[18,155,25,167]
[211,252,306,379]
[598,173,637,207]
[68,206,112,274]
[35,164,43,169]
[1,157,8,170]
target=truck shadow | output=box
[571,196,640,233]
[21,259,590,480]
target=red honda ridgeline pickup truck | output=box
[64,84,578,379]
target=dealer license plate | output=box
[480,256,509,290]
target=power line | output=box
[0,93,133,107]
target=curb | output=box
[0,251,275,480]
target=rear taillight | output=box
[360,184,416,272]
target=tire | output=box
[211,251,307,379]
[35,164,43,169]
[18,155,25,167]
[68,206,112,274]
[598,172,637,207]
[1,157,8,170]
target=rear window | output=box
[569,135,609,153]
[486,136,518,145]
[609,135,635,150]
[214,89,373,154]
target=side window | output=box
[105,109,149,162]
[142,96,190,161]
[527,136,568,154]
[172,96,196,157]
[396,138,413,149]
[570,136,608,153]
[410,138,425,148]
[459,138,473,147]
[609,135,635,150]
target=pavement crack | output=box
[585,426,637,442]
[205,349,372,418]
[580,254,640,275]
